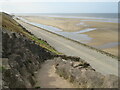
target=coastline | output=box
[15,17,119,60]
[17,16,119,56]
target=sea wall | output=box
[18,18,119,60]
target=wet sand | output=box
[21,16,118,56]
[103,45,120,57]
[21,16,91,32]
[84,29,118,56]
[22,16,118,32]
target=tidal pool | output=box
[95,42,120,49]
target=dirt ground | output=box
[34,60,75,88]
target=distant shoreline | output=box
[15,16,119,59]
[15,13,118,23]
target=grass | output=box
[1,12,61,55]
[0,66,6,72]
[35,86,41,89]
[27,33,61,54]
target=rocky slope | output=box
[2,28,54,88]
[54,57,119,88]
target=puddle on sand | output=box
[56,31,92,43]
[76,22,85,26]
[74,28,97,34]
[81,19,118,23]
[76,22,89,27]
[94,42,120,49]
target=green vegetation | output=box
[35,86,41,89]
[28,34,61,54]
[0,66,6,72]
[1,12,61,55]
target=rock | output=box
[2,29,54,88]
[54,58,119,88]
[102,75,118,88]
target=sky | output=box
[0,0,119,2]
[0,0,119,14]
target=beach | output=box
[20,15,119,56]
[2,1,119,88]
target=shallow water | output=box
[40,15,118,23]
[18,17,93,43]
[74,28,97,34]
[81,19,118,23]
[57,31,92,43]
[76,22,85,26]
[17,17,119,48]
[95,42,120,49]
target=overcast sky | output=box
[0,0,119,14]
[0,0,119,2]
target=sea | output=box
[16,13,118,23]
[16,13,118,18]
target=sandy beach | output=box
[21,16,118,56]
